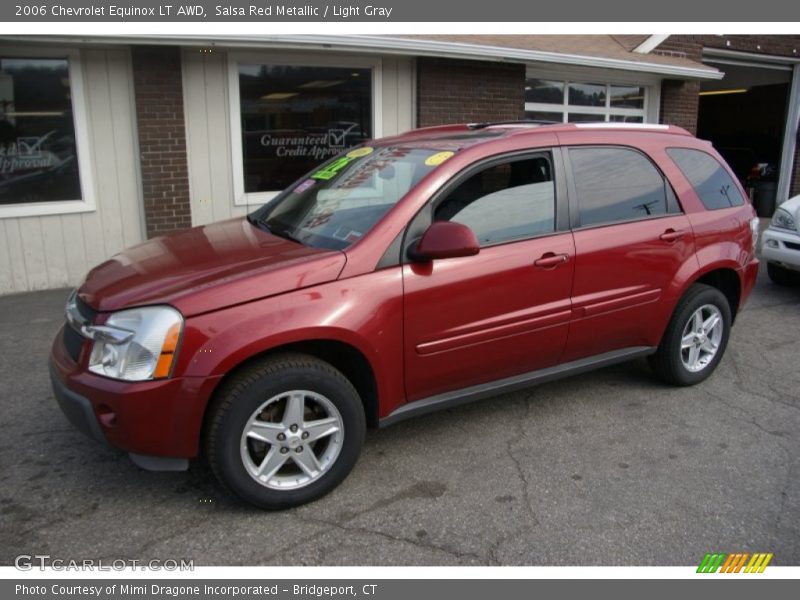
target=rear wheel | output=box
[649,284,731,386]
[205,354,365,509]
[767,262,799,286]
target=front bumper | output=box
[762,226,800,271]
[50,325,222,463]
[50,362,107,445]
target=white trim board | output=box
[633,35,670,55]
[703,47,800,66]
[777,64,800,204]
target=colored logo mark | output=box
[697,552,773,573]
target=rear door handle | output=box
[534,252,569,268]
[659,229,685,242]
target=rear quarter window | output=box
[666,147,745,210]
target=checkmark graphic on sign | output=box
[328,129,347,148]
[17,136,45,158]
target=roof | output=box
[610,35,651,52]
[400,35,719,78]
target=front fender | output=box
[175,268,406,417]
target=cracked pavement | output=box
[1,266,798,566]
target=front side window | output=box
[0,56,82,206]
[253,145,449,250]
[569,147,672,227]
[237,63,372,199]
[525,77,647,124]
[435,155,555,246]
[666,147,745,210]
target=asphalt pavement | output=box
[1,266,798,566]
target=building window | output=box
[0,53,92,217]
[525,78,647,124]
[229,55,378,205]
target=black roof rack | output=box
[467,120,560,130]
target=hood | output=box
[78,218,346,316]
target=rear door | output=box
[402,151,576,402]
[561,145,695,362]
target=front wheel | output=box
[204,354,366,509]
[649,284,731,386]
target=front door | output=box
[402,152,576,402]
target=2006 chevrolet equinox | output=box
[50,122,760,509]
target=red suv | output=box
[50,122,760,509]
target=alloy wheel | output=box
[680,304,724,373]
[240,390,344,490]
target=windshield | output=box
[252,145,455,250]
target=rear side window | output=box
[434,155,555,246]
[667,148,745,210]
[568,147,673,227]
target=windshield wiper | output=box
[247,213,308,246]
[246,213,268,231]
[264,222,306,246]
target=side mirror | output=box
[411,221,480,261]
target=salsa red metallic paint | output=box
[414,221,480,260]
[50,123,760,468]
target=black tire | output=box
[204,353,365,510]
[767,262,799,286]
[648,284,732,386]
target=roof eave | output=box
[0,33,724,80]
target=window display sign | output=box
[0,57,82,205]
[238,64,373,193]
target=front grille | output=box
[785,241,800,251]
[74,295,98,323]
[63,325,85,363]
[63,294,98,363]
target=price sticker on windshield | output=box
[312,156,355,180]
[312,147,375,181]
[425,151,455,167]
[346,146,374,158]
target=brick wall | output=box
[416,57,525,126]
[131,46,192,238]
[659,79,701,134]
[656,37,704,134]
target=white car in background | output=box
[762,195,800,285]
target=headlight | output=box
[771,208,797,231]
[88,306,183,381]
[750,217,760,254]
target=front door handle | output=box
[534,252,569,268]
[659,229,685,242]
